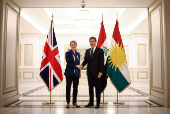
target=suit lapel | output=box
[91,47,98,60]
[87,49,91,60]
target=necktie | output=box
[91,48,93,59]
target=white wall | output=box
[19,32,149,84]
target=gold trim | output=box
[150,94,165,101]
[23,71,34,79]
[149,0,158,8]
[3,4,19,94]
[149,2,162,13]
[3,89,17,94]
[137,71,148,79]
[138,44,147,66]
[24,44,33,66]
[6,3,18,13]
[79,10,90,12]
[11,0,20,8]
[151,88,164,94]
[2,94,18,101]
[106,73,131,93]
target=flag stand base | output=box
[101,101,108,104]
[46,101,55,105]
[100,91,108,104]
[113,101,123,105]
[113,90,124,105]
[45,90,55,105]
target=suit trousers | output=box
[87,75,101,105]
[66,75,79,104]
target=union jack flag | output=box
[40,21,63,91]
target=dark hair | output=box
[89,37,97,42]
[70,40,77,46]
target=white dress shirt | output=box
[90,46,96,55]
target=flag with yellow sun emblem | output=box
[107,20,130,93]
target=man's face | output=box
[89,39,96,48]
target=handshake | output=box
[76,65,83,69]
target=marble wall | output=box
[19,33,149,84]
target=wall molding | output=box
[138,44,147,66]
[24,44,33,66]
[3,4,19,94]
[149,3,165,100]
[23,71,34,79]
[20,32,148,40]
[137,71,148,79]
[21,17,41,33]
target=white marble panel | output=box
[138,44,146,65]
[137,71,148,79]
[151,6,162,89]
[24,44,33,66]
[5,5,18,89]
[23,72,34,79]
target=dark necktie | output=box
[91,48,93,59]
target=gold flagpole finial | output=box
[116,12,118,21]
[102,13,103,22]
[52,14,54,21]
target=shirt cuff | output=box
[99,72,102,75]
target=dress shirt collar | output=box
[91,46,96,53]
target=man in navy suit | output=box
[77,37,104,109]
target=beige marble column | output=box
[0,0,20,107]
[149,0,170,108]
[0,0,5,108]
[162,0,170,108]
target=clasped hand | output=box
[76,65,83,69]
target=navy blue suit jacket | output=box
[64,50,80,76]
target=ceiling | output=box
[13,0,156,8]
[20,8,148,34]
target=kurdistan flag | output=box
[107,20,130,92]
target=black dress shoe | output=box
[85,103,94,107]
[95,104,100,109]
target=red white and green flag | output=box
[97,21,109,93]
[107,20,130,92]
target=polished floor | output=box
[1,81,170,114]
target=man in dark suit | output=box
[77,37,104,109]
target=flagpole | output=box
[100,13,108,105]
[113,13,123,105]
[50,90,51,103]
[46,16,55,105]
[101,91,108,104]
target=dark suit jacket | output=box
[64,50,80,76]
[82,47,104,76]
